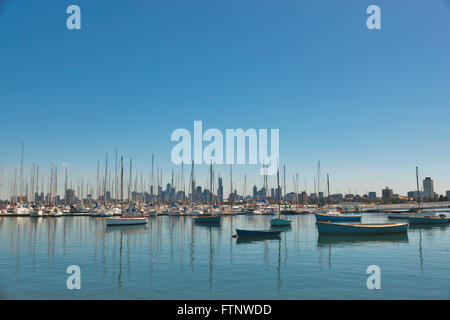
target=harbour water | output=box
[0,213,449,299]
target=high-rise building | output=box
[368,192,377,200]
[65,188,75,204]
[446,190,450,200]
[217,177,223,202]
[301,191,307,205]
[382,187,393,200]
[423,177,434,200]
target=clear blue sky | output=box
[1,0,450,197]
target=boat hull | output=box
[317,221,408,235]
[193,215,221,224]
[315,213,361,222]
[105,217,148,226]
[270,218,292,227]
[236,229,282,237]
[387,212,435,219]
[408,217,450,224]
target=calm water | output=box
[0,213,449,299]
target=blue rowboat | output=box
[316,221,408,235]
[408,215,450,224]
[193,215,221,224]
[236,229,282,237]
[387,211,435,219]
[315,212,361,222]
[270,218,292,227]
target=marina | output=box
[0,212,449,299]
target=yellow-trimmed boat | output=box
[317,221,408,235]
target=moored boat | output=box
[236,228,282,237]
[315,212,361,222]
[387,211,435,219]
[270,165,291,227]
[316,221,408,235]
[105,156,148,227]
[270,218,292,227]
[105,217,148,226]
[408,214,450,225]
[193,215,221,224]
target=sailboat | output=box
[106,157,148,226]
[314,174,361,222]
[193,162,221,224]
[270,163,291,227]
[387,167,436,219]
[406,167,448,224]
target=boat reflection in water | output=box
[235,236,281,245]
[408,223,449,231]
[193,222,221,229]
[317,233,409,247]
[104,224,149,234]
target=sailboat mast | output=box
[277,164,281,218]
[210,162,213,211]
[121,156,124,217]
[230,164,233,207]
[104,153,108,207]
[317,161,320,206]
[327,174,330,208]
[416,166,421,211]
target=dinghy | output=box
[316,221,408,235]
[408,214,450,225]
[314,175,361,222]
[106,217,148,226]
[315,212,361,222]
[236,229,282,237]
[193,215,221,224]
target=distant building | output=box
[368,192,377,200]
[300,191,307,205]
[382,187,393,200]
[423,177,434,200]
[217,177,223,202]
[446,190,450,200]
[65,189,75,204]
[407,191,423,199]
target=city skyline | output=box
[1,143,449,202]
[1,1,450,196]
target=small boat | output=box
[105,217,148,226]
[408,214,450,225]
[387,211,435,219]
[315,175,362,222]
[236,229,282,237]
[193,162,221,225]
[193,215,221,224]
[106,157,148,227]
[270,218,292,227]
[388,167,432,221]
[316,221,408,235]
[270,165,291,227]
[315,212,361,222]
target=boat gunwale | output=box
[316,221,408,228]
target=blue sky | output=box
[0,0,450,197]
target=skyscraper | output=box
[217,177,223,202]
[382,187,393,200]
[423,177,434,200]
